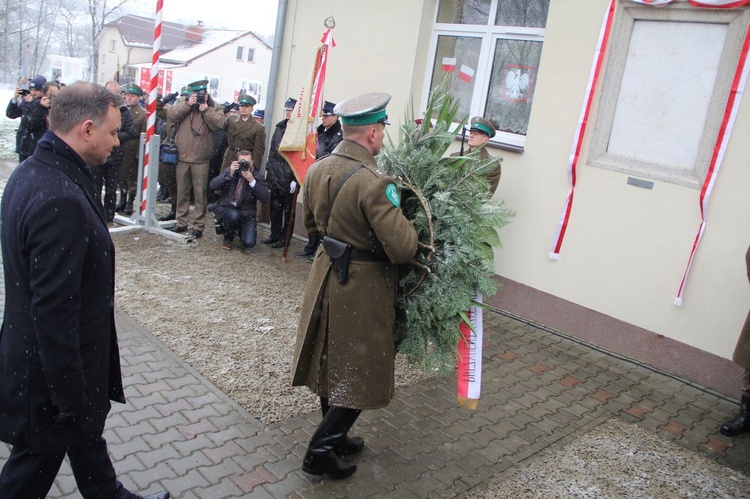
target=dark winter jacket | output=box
[209,166,269,222]
[265,119,295,192]
[18,98,50,159]
[316,119,343,159]
[105,104,136,166]
[0,131,125,452]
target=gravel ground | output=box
[477,418,750,498]
[111,229,431,424]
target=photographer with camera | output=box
[209,151,269,250]
[167,80,225,238]
[17,81,60,162]
[7,76,46,162]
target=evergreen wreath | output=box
[378,86,515,376]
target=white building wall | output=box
[277,0,750,365]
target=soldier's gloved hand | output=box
[290,181,297,194]
[54,394,88,424]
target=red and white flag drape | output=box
[278,29,335,185]
[675,17,750,306]
[457,294,483,409]
[549,0,616,260]
[549,0,750,306]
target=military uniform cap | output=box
[284,97,297,110]
[469,116,496,138]
[122,83,143,96]
[253,109,265,118]
[321,100,336,116]
[180,86,190,96]
[335,92,391,126]
[238,94,257,106]
[188,79,209,92]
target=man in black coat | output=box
[209,150,269,250]
[262,97,298,248]
[0,82,168,499]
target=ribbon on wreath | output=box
[457,293,483,409]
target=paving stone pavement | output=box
[0,160,749,497]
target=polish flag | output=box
[442,57,456,72]
[458,65,474,83]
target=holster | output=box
[322,236,351,285]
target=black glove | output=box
[54,394,88,424]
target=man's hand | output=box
[229,161,239,175]
[41,96,52,108]
[241,170,255,183]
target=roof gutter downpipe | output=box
[261,0,288,176]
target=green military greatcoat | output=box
[221,115,266,171]
[292,140,419,410]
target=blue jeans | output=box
[223,207,257,248]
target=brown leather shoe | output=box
[222,239,232,250]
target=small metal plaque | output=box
[627,177,654,190]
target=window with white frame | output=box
[426,0,550,151]
[236,46,244,61]
[247,48,255,63]
[110,40,116,52]
[589,3,750,189]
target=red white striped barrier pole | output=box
[142,0,163,216]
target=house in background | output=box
[270,0,750,396]
[96,15,272,106]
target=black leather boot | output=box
[159,202,176,222]
[123,193,135,216]
[302,407,361,479]
[320,397,365,456]
[115,190,127,213]
[720,394,750,436]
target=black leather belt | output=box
[349,248,388,262]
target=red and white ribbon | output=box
[549,0,616,260]
[142,0,163,216]
[675,21,750,306]
[457,294,483,409]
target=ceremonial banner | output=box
[279,28,334,185]
[457,294,483,410]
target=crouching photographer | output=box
[208,150,269,250]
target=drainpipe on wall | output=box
[260,0,288,176]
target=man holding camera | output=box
[221,94,266,173]
[6,76,46,162]
[17,81,60,162]
[209,151,269,250]
[167,80,225,238]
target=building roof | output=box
[102,15,272,60]
[102,15,192,51]
[160,30,259,64]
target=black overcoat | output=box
[0,131,125,453]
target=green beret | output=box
[122,84,143,97]
[469,116,496,138]
[335,92,391,126]
[188,79,208,92]
[238,95,256,106]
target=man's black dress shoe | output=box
[169,225,187,233]
[192,230,203,238]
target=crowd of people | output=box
[3,77,748,495]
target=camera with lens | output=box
[196,90,206,104]
[238,159,251,172]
